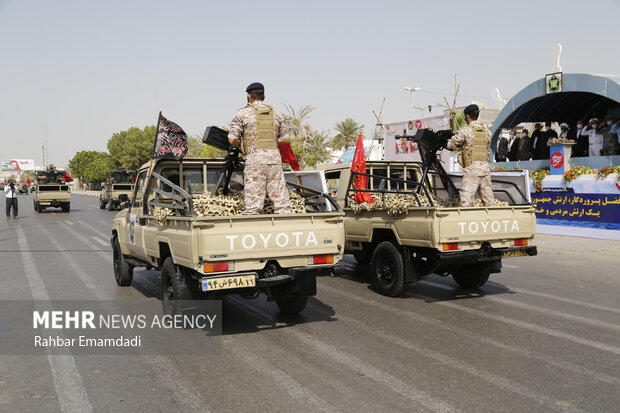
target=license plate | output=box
[201,274,256,291]
[502,249,528,258]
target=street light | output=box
[404,87,421,120]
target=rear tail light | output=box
[308,254,334,265]
[204,261,234,273]
[513,239,528,246]
[442,243,459,251]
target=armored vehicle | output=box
[100,169,136,211]
[111,155,345,314]
[33,169,71,212]
[321,129,537,296]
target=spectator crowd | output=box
[495,112,620,162]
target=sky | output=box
[1,0,619,168]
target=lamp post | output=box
[404,86,421,120]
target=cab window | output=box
[324,170,341,197]
[130,171,146,209]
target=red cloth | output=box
[351,133,373,204]
[63,173,73,182]
[278,143,300,171]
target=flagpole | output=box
[144,111,162,196]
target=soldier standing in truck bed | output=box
[228,82,292,214]
[447,104,494,207]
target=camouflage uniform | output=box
[228,101,291,214]
[447,120,494,207]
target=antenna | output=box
[372,97,386,160]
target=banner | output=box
[384,115,451,165]
[532,191,620,225]
[152,112,188,160]
[1,159,35,171]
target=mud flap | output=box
[402,246,420,284]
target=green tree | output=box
[331,118,364,151]
[107,125,156,170]
[290,126,331,168]
[186,135,205,157]
[68,150,112,183]
[283,104,316,139]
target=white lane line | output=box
[502,264,518,268]
[91,236,109,247]
[509,287,620,315]
[88,206,98,209]
[332,311,585,413]
[64,220,75,226]
[412,291,620,356]
[230,298,457,413]
[224,338,334,412]
[98,220,111,228]
[422,281,620,333]
[319,284,620,387]
[52,223,212,412]
[15,225,93,413]
[78,220,107,237]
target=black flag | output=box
[152,112,188,160]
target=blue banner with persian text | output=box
[532,192,620,223]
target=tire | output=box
[371,241,406,297]
[451,264,491,289]
[160,257,197,314]
[113,236,133,286]
[61,204,70,212]
[99,198,106,209]
[276,295,308,314]
[33,202,37,212]
[108,200,115,211]
[36,202,43,213]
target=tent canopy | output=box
[490,73,620,151]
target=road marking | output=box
[91,236,108,247]
[409,290,620,356]
[230,297,457,413]
[331,311,586,413]
[64,220,75,226]
[319,284,620,387]
[79,220,107,237]
[422,281,620,333]
[57,222,110,262]
[15,225,93,413]
[508,287,620,315]
[224,338,334,412]
[502,264,518,268]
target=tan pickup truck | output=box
[111,157,345,314]
[33,170,71,212]
[100,170,135,211]
[321,159,537,296]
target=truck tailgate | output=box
[436,206,536,244]
[196,214,344,261]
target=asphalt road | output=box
[1,193,619,413]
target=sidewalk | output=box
[72,190,100,197]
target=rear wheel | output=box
[112,236,133,286]
[36,202,43,213]
[108,200,115,211]
[371,241,406,297]
[61,204,70,212]
[33,202,37,211]
[160,257,198,314]
[276,296,308,314]
[99,198,106,209]
[451,263,492,289]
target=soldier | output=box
[447,104,494,207]
[228,82,291,214]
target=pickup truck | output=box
[33,170,71,212]
[321,158,537,296]
[111,157,345,314]
[100,169,135,211]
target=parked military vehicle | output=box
[33,168,71,212]
[321,128,537,296]
[111,149,345,314]
[100,169,136,211]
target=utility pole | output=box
[404,86,420,120]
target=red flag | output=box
[63,173,73,183]
[278,143,300,171]
[351,133,373,204]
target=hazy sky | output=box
[1,0,619,167]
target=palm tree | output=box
[283,104,316,139]
[331,118,364,151]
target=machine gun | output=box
[409,128,459,199]
[203,126,244,195]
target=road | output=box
[1,192,619,413]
